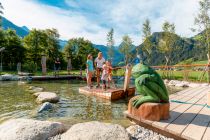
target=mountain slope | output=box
[134,32,204,65]
[92,44,124,65]
[2,17,29,37]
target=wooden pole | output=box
[67,57,72,75]
[207,54,210,83]
[123,64,132,94]
[207,90,210,106]
[17,62,21,74]
[41,55,47,76]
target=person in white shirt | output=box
[94,52,105,88]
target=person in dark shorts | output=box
[54,57,60,76]
[94,52,105,88]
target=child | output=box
[86,54,94,89]
[106,61,123,89]
[101,61,123,90]
[101,61,109,90]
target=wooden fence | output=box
[151,64,210,82]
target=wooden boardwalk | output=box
[125,86,210,140]
[19,75,85,81]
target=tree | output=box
[158,21,177,66]
[119,35,133,64]
[23,29,47,68]
[3,29,25,68]
[63,37,99,69]
[141,19,153,64]
[107,28,115,60]
[44,28,61,68]
[194,0,210,82]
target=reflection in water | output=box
[0,80,182,127]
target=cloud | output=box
[1,0,201,46]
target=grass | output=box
[1,67,209,83]
[157,70,208,82]
[176,59,208,65]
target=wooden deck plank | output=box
[125,86,210,140]
[169,87,199,99]
[166,96,206,136]
[169,87,207,110]
[181,107,210,140]
[78,86,135,100]
[202,121,210,140]
[152,87,208,129]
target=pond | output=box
[0,80,183,127]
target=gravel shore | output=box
[127,125,174,140]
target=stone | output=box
[1,74,19,81]
[207,92,210,107]
[164,79,169,84]
[126,125,174,140]
[28,86,44,93]
[33,92,41,97]
[188,83,200,88]
[0,119,66,140]
[38,102,53,113]
[36,92,59,103]
[168,80,179,86]
[128,96,170,121]
[61,121,130,140]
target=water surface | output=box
[0,80,182,127]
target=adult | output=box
[86,54,94,89]
[54,57,61,76]
[94,52,105,88]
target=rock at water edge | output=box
[61,121,130,140]
[0,119,66,140]
[36,92,59,103]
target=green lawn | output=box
[157,70,208,82]
[1,68,209,83]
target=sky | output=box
[1,0,200,45]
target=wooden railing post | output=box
[41,54,47,76]
[124,64,132,94]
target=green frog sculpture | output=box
[132,63,169,108]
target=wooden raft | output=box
[125,86,210,140]
[79,87,135,100]
[79,64,134,100]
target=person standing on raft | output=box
[94,52,105,88]
[86,54,94,89]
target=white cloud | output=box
[1,0,109,44]
[1,0,201,46]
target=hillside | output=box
[93,44,124,65]
[133,32,206,66]
[2,17,29,37]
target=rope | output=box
[170,99,210,108]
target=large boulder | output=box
[0,119,66,140]
[61,121,130,140]
[36,92,59,103]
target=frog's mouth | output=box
[132,71,141,78]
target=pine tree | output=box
[107,28,115,60]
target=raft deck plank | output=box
[125,86,210,140]
[79,86,135,100]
